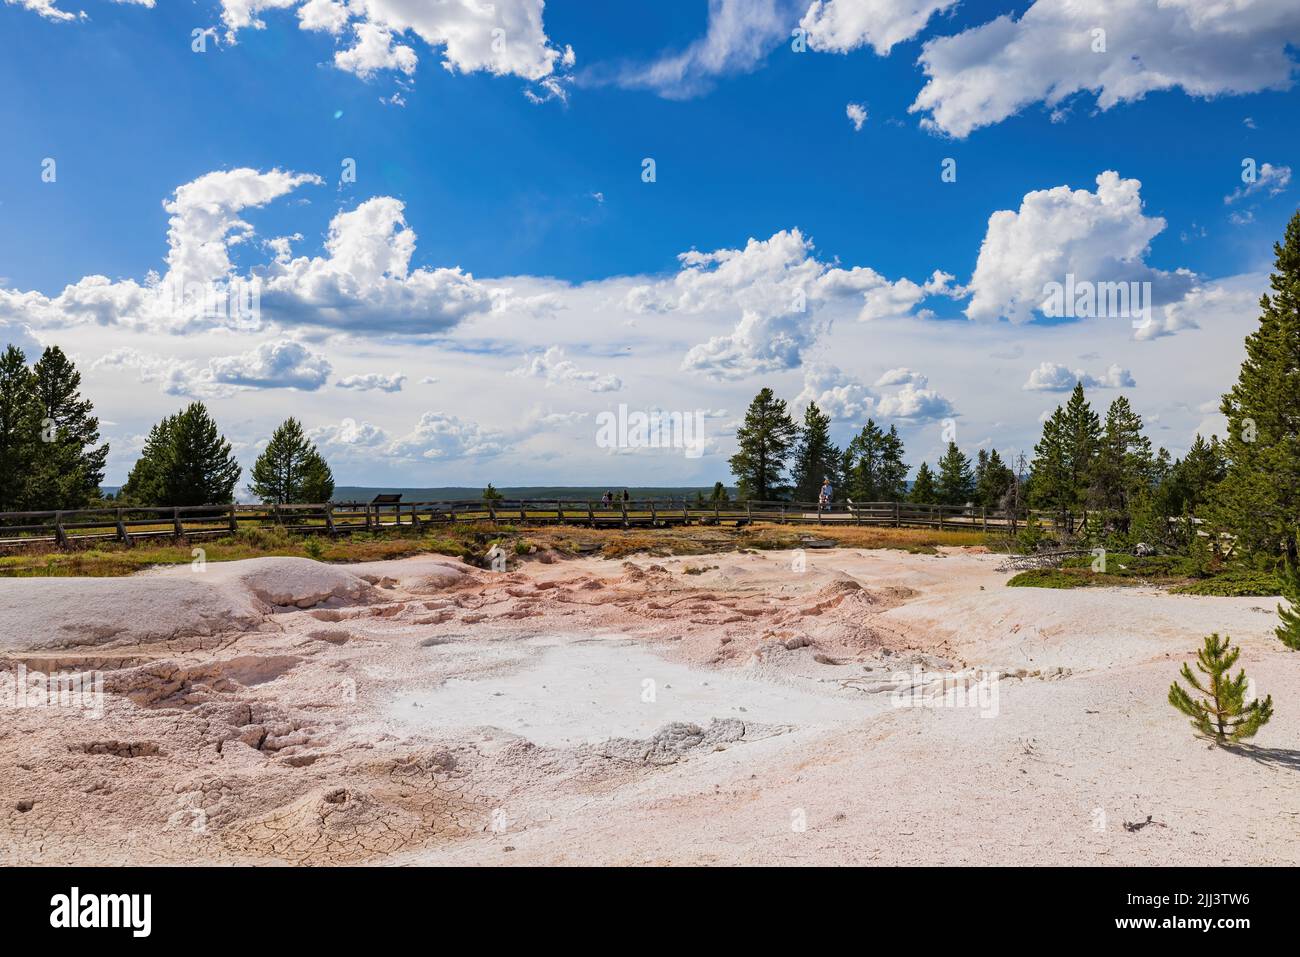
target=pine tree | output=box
[120,413,178,505]
[710,481,730,503]
[842,420,907,501]
[28,346,109,509]
[1062,382,1101,508]
[1212,210,1300,563]
[790,402,839,502]
[300,449,335,504]
[909,461,938,504]
[123,403,240,507]
[0,346,41,510]
[1029,406,1072,520]
[1172,434,1225,513]
[1277,560,1300,651]
[845,419,884,501]
[168,404,240,505]
[1168,633,1273,743]
[975,448,1013,509]
[250,417,334,504]
[1090,395,1154,530]
[936,441,974,505]
[878,425,908,500]
[483,483,504,503]
[729,388,798,501]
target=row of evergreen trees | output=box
[1021,209,1300,563]
[0,343,336,510]
[1026,384,1223,545]
[120,409,335,507]
[728,373,1227,543]
[727,388,1017,507]
[726,209,1300,570]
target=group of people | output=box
[601,489,630,508]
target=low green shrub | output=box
[1171,572,1281,597]
[1006,569,1086,589]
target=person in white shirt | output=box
[819,478,832,508]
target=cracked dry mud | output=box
[2,548,1297,866]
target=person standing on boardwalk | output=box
[819,478,832,509]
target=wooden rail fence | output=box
[0,499,1074,550]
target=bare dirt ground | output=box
[2,545,1296,866]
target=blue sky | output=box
[1,0,1298,486]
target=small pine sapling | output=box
[1168,633,1273,743]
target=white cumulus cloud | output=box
[801,0,955,55]
[965,171,1195,324]
[625,228,949,380]
[510,346,622,393]
[336,372,407,393]
[1023,360,1135,392]
[216,0,573,95]
[910,0,1300,138]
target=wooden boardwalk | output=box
[0,499,1070,550]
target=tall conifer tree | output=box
[1211,210,1300,563]
[729,388,798,501]
[29,346,108,508]
[790,402,839,502]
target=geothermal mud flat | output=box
[1,546,1296,866]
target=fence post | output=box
[556,500,564,524]
[116,507,129,545]
[650,500,657,526]
[621,498,629,528]
[938,506,944,531]
[981,507,987,532]
[54,511,68,548]
[746,501,752,524]
[325,504,335,534]
[586,500,594,527]
[172,507,182,540]
[487,502,496,524]
[780,503,787,525]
